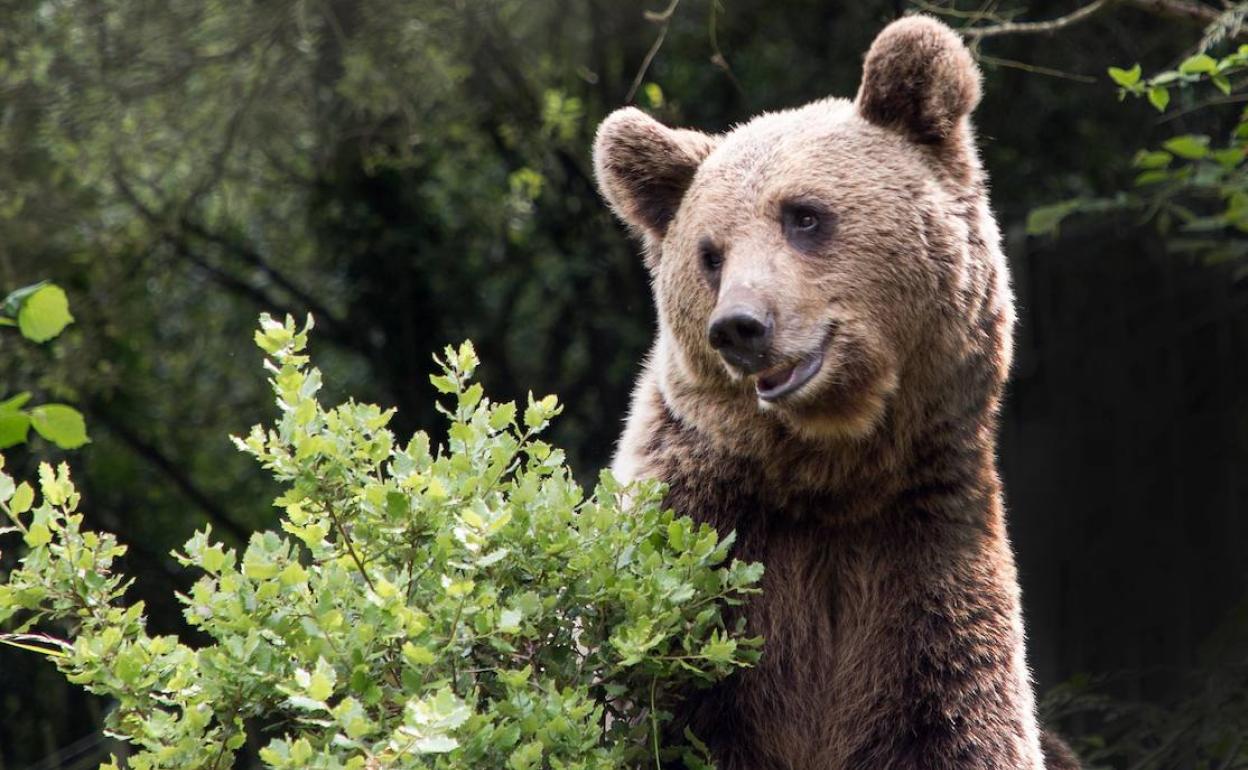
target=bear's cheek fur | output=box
[652,229,733,386]
[768,325,901,439]
[769,203,953,434]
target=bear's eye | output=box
[699,240,724,273]
[781,201,833,251]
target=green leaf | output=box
[1026,200,1082,236]
[1162,134,1210,160]
[0,392,32,412]
[1148,86,1170,112]
[458,382,483,410]
[308,669,334,701]
[429,374,457,394]
[455,340,479,376]
[24,511,52,548]
[16,284,73,343]
[498,608,522,633]
[0,411,31,449]
[1178,54,1217,75]
[1132,150,1172,169]
[28,404,89,449]
[1108,64,1141,88]
[643,82,665,109]
[201,545,228,574]
[668,520,687,551]
[488,402,516,431]
[1134,170,1171,186]
[242,557,279,580]
[10,482,34,515]
[523,393,560,430]
[1212,148,1244,168]
[508,741,544,770]
[402,642,437,665]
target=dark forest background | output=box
[1,0,1246,767]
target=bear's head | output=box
[594,16,1011,443]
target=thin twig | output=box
[961,0,1117,38]
[649,675,661,769]
[1128,0,1224,27]
[708,0,743,94]
[911,0,1022,22]
[324,498,376,592]
[954,0,1240,40]
[625,0,682,103]
[1158,92,1248,122]
[977,53,1099,82]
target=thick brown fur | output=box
[593,15,1079,770]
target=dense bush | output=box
[0,315,762,769]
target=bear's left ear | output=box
[593,107,718,241]
[855,16,981,144]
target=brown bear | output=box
[593,15,1077,770]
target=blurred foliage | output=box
[1040,598,1248,769]
[0,317,762,769]
[0,0,1245,767]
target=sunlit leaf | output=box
[1148,87,1170,112]
[1163,135,1210,160]
[1108,64,1141,87]
[1178,54,1217,75]
[28,404,88,449]
[16,284,73,343]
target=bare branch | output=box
[625,0,682,103]
[708,0,744,95]
[977,53,1099,82]
[1127,0,1223,26]
[953,0,1234,40]
[961,0,1117,38]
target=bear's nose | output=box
[708,308,773,373]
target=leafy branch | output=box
[0,283,89,451]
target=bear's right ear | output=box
[855,16,981,144]
[593,107,717,241]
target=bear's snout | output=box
[708,303,774,373]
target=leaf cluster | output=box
[0,282,88,450]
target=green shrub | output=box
[0,314,762,769]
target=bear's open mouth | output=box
[754,326,836,402]
[755,352,824,401]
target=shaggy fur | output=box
[593,15,1078,770]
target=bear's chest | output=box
[654,443,910,768]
